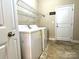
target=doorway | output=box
[55,4,74,41]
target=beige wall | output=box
[18,14,39,25]
[38,0,79,40]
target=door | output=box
[0,0,20,59]
[55,4,74,41]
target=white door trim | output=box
[12,0,21,59]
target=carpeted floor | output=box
[40,40,79,59]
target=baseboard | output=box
[71,40,79,43]
[49,38,56,40]
[49,38,79,43]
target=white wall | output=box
[22,0,37,9]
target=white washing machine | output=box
[29,25,48,51]
[39,27,48,51]
[18,25,42,59]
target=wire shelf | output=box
[17,0,45,17]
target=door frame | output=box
[12,0,21,59]
[55,4,74,41]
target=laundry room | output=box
[0,0,79,59]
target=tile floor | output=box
[40,40,79,59]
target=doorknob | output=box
[8,32,15,37]
[56,24,59,27]
[56,25,59,27]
